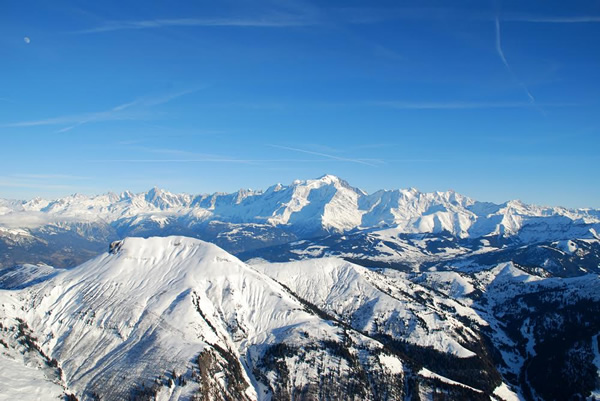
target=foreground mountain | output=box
[0,236,521,400]
[1,175,599,272]
[2,236,598,400]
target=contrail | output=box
[495,18,511,71]
[495,17,542,112]
[269,144,378,166]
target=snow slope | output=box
[0,352,65,401]
[254,257,483,358]
[0,291,71,401]
[2,236,411,400]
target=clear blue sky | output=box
[1,0,599,208]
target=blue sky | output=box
[1,0,599,208]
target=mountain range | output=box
[1,174,598,272]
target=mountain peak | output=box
[265,183,283,194]
[317,173,341,182]
[290,174,344,188]
[107,236,226,260]
[143,187,189,209]
[146,186,163,195]
[120,190,134,200]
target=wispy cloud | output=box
[53,104,139,133]
[77,15,315,34]
[116,139,145,146]
[12,174,89,180]
[92,158,255,164]
[90,158,384,164]
[94,144,383,165]
[376,100,532,110]
[494,19,511,73]
[193,101,286,110]
[128,146,241,161]
[334,6,600,25]
[135,88,203,107]
[269,144,379,166]
[503,15,600,23]
[4,88,201,132]
[347,143,395,150]
[0,178,75,191]
[0,174,93,195]
[385,158,448,163]
[494,17,542,113]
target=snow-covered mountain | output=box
[1,174,598,238]
[3,235,598,400]
[252,257,483,358]
[1,175,598,270]
[1,236,520,400]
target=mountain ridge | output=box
[3,174,595,214]
[1,174,598,235]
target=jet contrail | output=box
[495,17,541,111]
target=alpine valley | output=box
[1,175,599,401]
